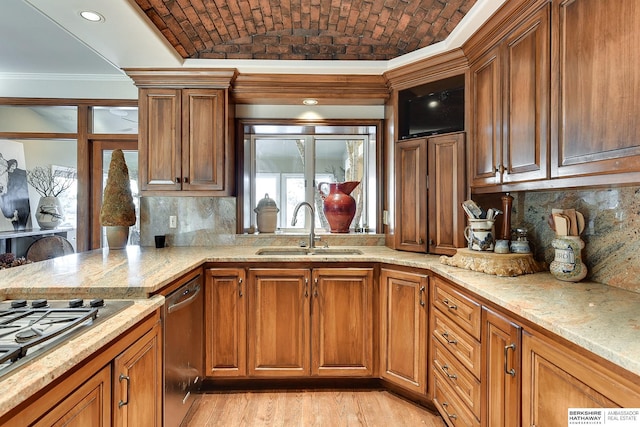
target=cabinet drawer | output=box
[433,370,481,427]
[432,340,481,419]
[433,277,481,340]
[432,310,481,379]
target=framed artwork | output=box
[0,140,31,232]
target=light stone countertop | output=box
[0,244,639,416]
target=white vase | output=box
[35,196,63,229]
[105,226,130,249]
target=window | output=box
[243,123,378,233]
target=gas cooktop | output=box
[0,298,134,378]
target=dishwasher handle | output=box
[167,281,201,314]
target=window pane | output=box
[92,107,138,134]
[254,138,304,230]
[0,106,77,133]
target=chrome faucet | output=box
[292,202,317,248]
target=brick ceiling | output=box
[133,0,478,61]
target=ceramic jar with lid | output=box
[254,193,279,233]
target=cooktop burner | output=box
[0,298,134,378]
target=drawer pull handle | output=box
[441,402,458,420]
[441,332,457,345]
[504,343,516,377]
[442,299,457,310]
[419,286,426,307]
[238,278,243,297]
[442,364,457,380]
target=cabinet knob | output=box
[183,177,189,184]
[176,177,180,184]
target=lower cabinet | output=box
[112,324,162,427]
[430,277,482,427]
[205,268,247,377]
[483,307,521,427]
[0,310,161,427]
[33,365,112,427]
[379,267,429,395]
[246,267,374,377]
[247,268,311,377]
[312,268,374,377]
[521,329,640,426]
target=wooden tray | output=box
[439,248,546,277]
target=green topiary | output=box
[99,149,136,226]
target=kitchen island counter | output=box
[0,245,639,417]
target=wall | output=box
[510,186,640,294]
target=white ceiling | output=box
[0,0,505,99]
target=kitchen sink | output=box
[255,247,363,256]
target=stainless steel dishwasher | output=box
[164,274,203,427]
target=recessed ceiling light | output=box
[80,11,104,22]
[303,99,318,106]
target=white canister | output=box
[254,193,279,233]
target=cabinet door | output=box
[395,138,428,252]
[483,308,521,427]
[551,0,640,178]
[311,268,374,377]
[427,133,466,255]
[503,5,550,183]
[182,88,227,191]
[248,268,311,377]
[470,47,501,187]
[33,365,111,427]
[139,88,182,191]
[522,330,640,426]
[380,268,428,394]
[113,324,162,427]
[205,268,246,377]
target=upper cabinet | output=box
[465,0,640,192]
[551,0,640,179]
[469,3,550,188]
[126,69,236,195]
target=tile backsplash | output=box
[510,186,640,293]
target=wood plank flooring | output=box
[183,390,445,426]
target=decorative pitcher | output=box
[317,181,359,233]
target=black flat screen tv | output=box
[398,75,465,139]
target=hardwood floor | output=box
[184,390,445,426]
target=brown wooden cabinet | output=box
[395,138,428,252]
[247,268,311,377]
[483,307,521,427]
[139,87,230,193]
[112,323,162,427]
[127,68,236,195]
[551,0,640,179]
[427,133,466,255]
[312,268,374,377]
[522,329,640,426]
[469,4,550,188]
[33,365,111,427]
[205,268,247,377]
[395,133,465,254]
[247,267,374,378]
[431,277,482,426]
[380,267,429,395]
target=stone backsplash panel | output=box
[511,186,640,293]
